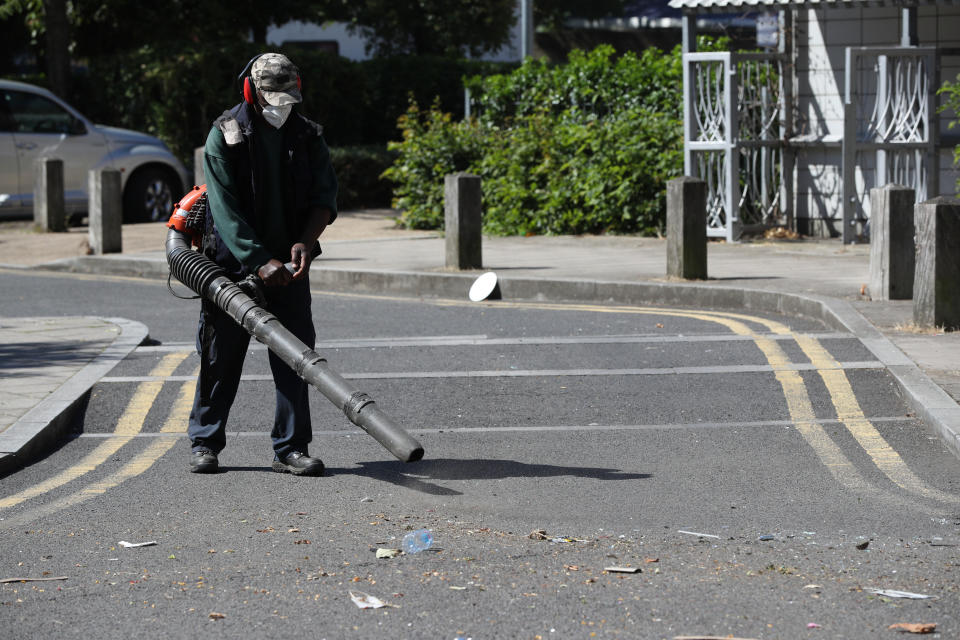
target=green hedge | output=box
[384,45,686,235]
[329,145,396,210]
[70,44,514,164]
[61,45,511,209]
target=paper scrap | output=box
[119,540,157,548]
[349,590,397,609]
[376,548,401,559]
[604,566,641,573]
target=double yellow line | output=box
[475,299,958,509]
[0,353,196,517]
[2,299,955,521]
[715,308,959,506]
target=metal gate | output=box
[683,51,790,241]
[842,47,938,244]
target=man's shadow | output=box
[328,458,651,496]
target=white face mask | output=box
[261,104,292,129]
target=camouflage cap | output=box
[251,53,301,106]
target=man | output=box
[188,53,338,476]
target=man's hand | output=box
[258,259,293,287]
[289,242,311,280]
[290,207,331,281]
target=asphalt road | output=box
[1,269,959,639]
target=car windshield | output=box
[1,89,85,135]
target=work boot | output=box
[272,451,324,476]
[190,450,218,474]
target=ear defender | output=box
[237,54,263,104]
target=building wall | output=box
[266,3,525,62]
[792,5,960,238]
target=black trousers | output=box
[187,278,316,459]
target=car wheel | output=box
[123,168,179,223]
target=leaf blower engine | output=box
[164,185,424,463]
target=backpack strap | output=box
[214,111,244,146]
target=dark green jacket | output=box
[203,101,338,276]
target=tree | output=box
[0,0,70,97]
[43,0,68,96]
[71,0,350,56]
[535,0,628,31]
[348,0,517,57]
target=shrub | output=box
[465,44,683,126]
[384,102,485,229]
[386,45,686,235]
[478,109,681,235]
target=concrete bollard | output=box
[666,176,707,280]
[34,157,66,232]
[444,173,482,270]
[868,184,915,300]
[194,146,205,186]
[913,196,960,330]
[88,168,123,255]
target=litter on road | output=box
[867,588,936,599]
[376,548,401,559]
[888,622,937,634]
[349,590,397,609]
[528,529,588,543]
[118,540,157,548]
[674,636,759,640]
[678,530,721,539]
[604,566,641,573]
[0,576,68,583]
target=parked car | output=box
[0,79,189,223]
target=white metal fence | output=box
[842,47,938,244]
[683,51,789,241]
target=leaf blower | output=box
[165,185,424,463]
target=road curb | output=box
[814,296,960,461]
[28,257,960,462]
[0,317,149,476]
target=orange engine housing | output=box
[167,184,207,248]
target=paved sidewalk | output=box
[0,316,146,473]
[0,210,958,473]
